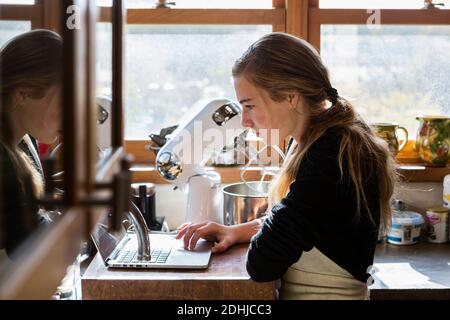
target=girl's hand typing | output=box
[176,221,237,253]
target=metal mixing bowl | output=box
[222,181,270,225]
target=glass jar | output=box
[414,115,450,166]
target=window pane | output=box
[105,25,269,139]
[321,25,450,138]
[97,23,112,96]
[320,0,450,9]
[0,21,31,48]
[0,0,34,4]
[96,23,113,155]
[96,0,272,9]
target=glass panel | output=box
[119,25,271,139]
[0,21,31,48]
[0,27,64,295]
[321,25,450,138]
[0,0,34,4]
[96,23,112,97]
[96,0,272,9]
[320,0,450,9]
[96,23,113,156]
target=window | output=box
[321,25,450,138]
[96,0,273,9]
[123,25,271,138]
[96,23,271,138]
[320,0,450,9]
[94,1,283,145]
[0,0,43,30]
[0,0,34,4]
[97,23,112,96]
[93,1,450,167]
[0,20,31,47]
[307,0,450,164]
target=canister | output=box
[387,211,424,245]
[131,183,157,230]
[426,207,449,244]
[443,174,450,208]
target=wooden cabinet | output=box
[0,0,127,299]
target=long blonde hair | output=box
[232,33,397,230]
[1,29,62,196]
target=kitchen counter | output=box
[81,241,450,300]
[81,244,278,300]
[371,242,450,300]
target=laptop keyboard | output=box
[117,248,171,264]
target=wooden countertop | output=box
[81,240,450,300]
[371,242,450,300]
[81,244,278,300]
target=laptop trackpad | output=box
[150,234,212,268]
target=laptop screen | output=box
[91,210,127,264]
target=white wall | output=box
[155,184,187,229]
[396,182,444,215]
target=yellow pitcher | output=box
[414,115,450,166]
[371,123,408,157]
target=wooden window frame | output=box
[0,2,41,28]
[0,0,101,299]
[94,1,288,183]
[0,0,64,30]
[307,0,450,51]
[304,0,450,181]
[0,0,287,183]
[118,0,450,182]
[0,0,130,299]
[7,0,446,182]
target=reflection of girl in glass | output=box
[0,30,62,258]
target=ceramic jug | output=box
[414,115,450,166]
[371,123,408,157]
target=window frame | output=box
[308,0,450,51]
[116,0,450,181]
[0,0,64,30]
[307,0,450,169]
[0,1,40,28]
[0,0,102,299]
[98,0,288,180]
[4,0,448,182]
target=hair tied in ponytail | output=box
[326,87,339,105]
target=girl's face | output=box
[17,84,62,144]
[233,76,302,142]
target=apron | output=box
[279,247,369,300]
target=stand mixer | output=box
[155,98,245,224]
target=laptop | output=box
[91,212,212,269]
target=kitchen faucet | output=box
[127,202,151,261]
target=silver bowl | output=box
[222,181,270,225]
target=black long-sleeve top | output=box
[0,139,43,257]
[247,127,380,283]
